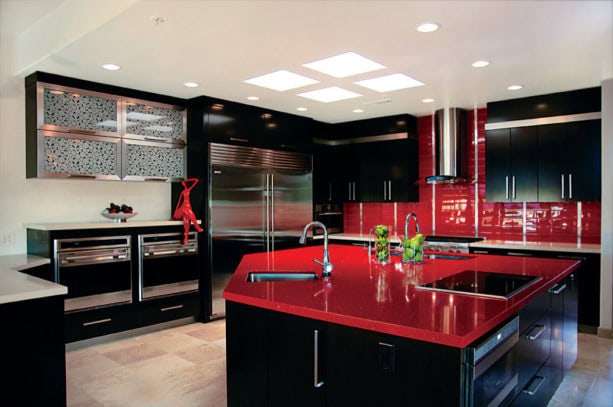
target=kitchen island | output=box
[224,244,580,406]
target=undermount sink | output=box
[425,254,475,260]
[246,272,319,283]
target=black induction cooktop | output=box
[416,270,542,300]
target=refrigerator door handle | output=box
[270,172,275,251]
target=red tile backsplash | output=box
[344,108,601,244]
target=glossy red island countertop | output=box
[223,244,580,348]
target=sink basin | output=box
[425,254,475,260]
[246,272,319,283]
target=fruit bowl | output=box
[101,211,138,223]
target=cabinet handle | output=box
[352,182,356,201]
[68,129,97,135]
[83,318,112,327]
[512,176,516,199]
[505,176,509,200]
[388,180,392,200]
[506,251,531,257]
[68,174,97,179]
[561,174,565,199]
[230,137,249,143]
[473,250,490,254]
[383,181,387,200]
[313,330,324,388]
[526,324,546,340]
[328,183,332,202]
[523,375,545,396]
[569,173,573,199]
[348,182,352,201]
[549,283,567,295]
[161,304,184,312]
[144,177,167,182]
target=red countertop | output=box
[223,244,580,348]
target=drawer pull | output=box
[507,252,531,257]
[523,375,545,396]
[83,318,112,327]
[472,250,489,254]
[161,305,184,312]
[526,324,546,341]
[230,137,249,143]
[549,283,567,295]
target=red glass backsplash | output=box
[344,108,601,243]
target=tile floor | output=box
[66,320,612,406]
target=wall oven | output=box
[54,235,132,312]
[138,232,199,301]
[464,316,519,406]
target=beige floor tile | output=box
[102,342,168,365]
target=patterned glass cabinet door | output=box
[37,130,121,180]
[121,139,186,182]
[122,98,187,143]
[37,82,121,137]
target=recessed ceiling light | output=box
[297,87,362,103]
[353,108,364,113]
[303,51,385,78]
[508,85,523,90]
[184,82,199,88]
[247,96,260,101]
[102,63,121,71]
[354,73,424,92]
[472,60,490,68]
[296,107,308,112]
[245,70,319,91]
[417,22,440,33]
[422,98,435,103]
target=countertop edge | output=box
[1,255,67,305]
[25,219,201,231]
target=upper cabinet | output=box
[485,87,601,203]
[26,73,187,182]
[38,83,121,137]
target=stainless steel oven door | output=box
[55,236,132,313]
[465,316,520,406]
[138,232,199,301]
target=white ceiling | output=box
[3,0,612,123]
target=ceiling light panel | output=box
[297,87,362,103]
[245,70,319,91]
[303,52,385,78]
[354,73,424,92]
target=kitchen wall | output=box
[0,28,172,256]
[345,108,602,244]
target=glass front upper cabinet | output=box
[37,82,121,137]
[122,98,186,143]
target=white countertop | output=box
[323,233,601,254]
[26,220,190,231]
[0,255,67,305]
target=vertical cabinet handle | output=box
[313,330,324,388]
[568,173,573,199]
[383,181,387,200]
[561,174,565,199]
[348,182,352,201]
[388,180,392,200]
[328,183,332,202]
[505,176,509,200]
[512,176,516,199]
[353,182,356,201]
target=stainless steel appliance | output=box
[423,235,485,254]
[464,316,520,406]
[54,235,132,312]
[138,231,199,301]
[209,143,313,318]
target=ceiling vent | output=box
[426,107,467,183]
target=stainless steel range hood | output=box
[426,107,467,183]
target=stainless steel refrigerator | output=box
[208,143,313,318]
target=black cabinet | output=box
[1,295,66,406]
[486,127,538,202]
[538,120,601,202]
[204,98,314,152]
[226,301,463,407]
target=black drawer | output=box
[512,363,559,406]
[517,311,551,394]
[65,304,136,343]
[518,290,550,334]
[137,293,200,327]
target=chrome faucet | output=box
[404,213,421,239]
[299,221,333,277]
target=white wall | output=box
[600,78,613,335]
[0,23,171,256]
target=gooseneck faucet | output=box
[299,221,333,277]
[404,213,421,239]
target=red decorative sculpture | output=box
[172,178,204,243]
